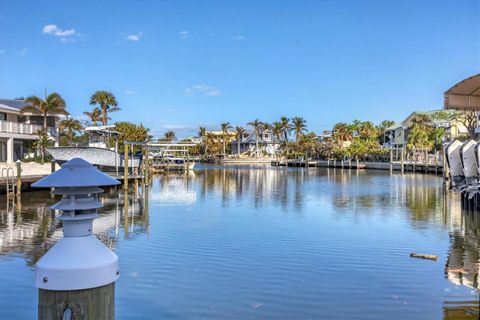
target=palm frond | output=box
[20,105,42,115]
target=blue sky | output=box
[0,0,478,138]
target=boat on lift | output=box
[149,143,196,172]
[46,125,141,173]
[460,139,478,185]
[445,140,465,188]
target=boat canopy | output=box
[444,74,480,110]
[84,125,120,136]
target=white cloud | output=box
[42,24,76,37]
[232,35,246,41]
[124,90,135,95]
[19,48,28,56]
[60,38,75,43]
[161,124,192,130]
[184,85,221,96]
[179,30,190,39]
[126,32,142,42]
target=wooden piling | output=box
[124,144,128,190]
[400,148,404,174]
[38,283,115,320]
[50,159,56,174]
[16,160,21,198]
[389,148,393,172]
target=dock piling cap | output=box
[32,158,120,188]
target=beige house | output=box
[0,99,61,163]
[384,110,468,148]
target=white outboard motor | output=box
[445,140,465,188]
[460,140,478,185]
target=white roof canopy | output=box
[444,74,480,110]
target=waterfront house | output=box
[230,129,279,156]
[0,99,61,163]
[384,110,468,148]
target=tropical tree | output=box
[198,126,207,156]
[332,122,353,143]
[115,121,151,151]
[247,119,264,157]
[292,116,307,142]
[59,118,83,145]
[279,117,292,142]
[21,93,69,129]
[407,114,434,150]
[83,108,103,126]
[220,122,233,155]
[272,121,283,157]
[33,128,51,163]
[234,126,246,156]
[89,91,120,126]
[163,130,176,142]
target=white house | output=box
[0,99,61,163]
[230,130,280,156]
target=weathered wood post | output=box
[400,148,405,174]
[50,159,56,174]
[389,148,393,172]
[123,190,129,239]
[32,158,121,320]
[145,145,150,186]
[124,144,129,190]
[16,160,21,198]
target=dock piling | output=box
[124,144,129,190]
[16,160,21,198]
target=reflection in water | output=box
[444,201,480,319]
[0,165,479,319]
[0,184,149,267]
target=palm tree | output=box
[198,126,207,156]
[292,116,307,142]
[234,126,246,156]
[89,91,120,126]
[279,117,292,142]
[59,118,83,144]
[220,122,233,155]
[83,108,103,126]
[21,93,69,129]
[164,130,176,142]
[247,119,264,157]
[279,117,292,155]
[198,126,206,138]
[272,121,283,157]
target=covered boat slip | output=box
[443,74,480,214]
[148,143,196,172]
[444,74,480,111]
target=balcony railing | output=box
[0,121,58,137]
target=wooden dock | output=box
[271,159,443,174]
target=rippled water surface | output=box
[0,165,479,319]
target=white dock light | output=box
[32,158,120,292]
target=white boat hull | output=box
[47,147,140,172]
[460,140,478,179]
[446,140,463,177]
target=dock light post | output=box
[32,158,120,320]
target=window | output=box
[0,112,6,121]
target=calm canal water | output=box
[0,165,479,319]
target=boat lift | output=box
[147,143,197,172]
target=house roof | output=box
[385,123,402,131]
[0,99,27,113]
